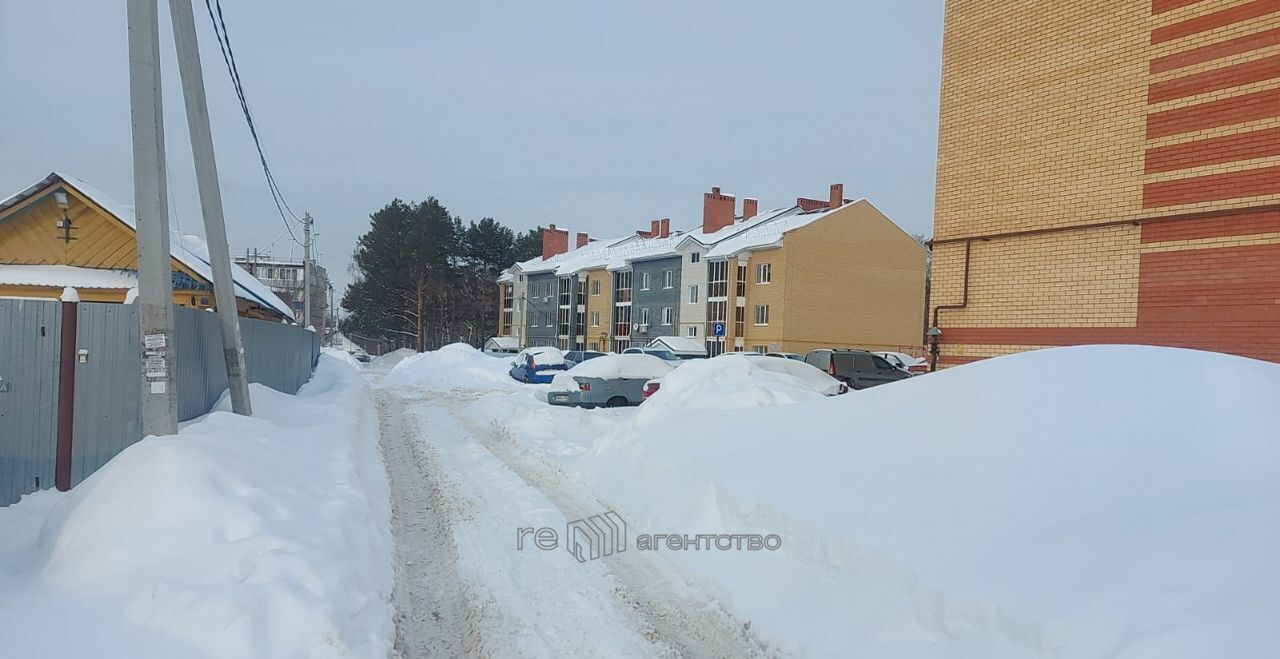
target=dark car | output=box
[563,350,607,368]
[804,349,910,390]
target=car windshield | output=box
[646,349,677,360]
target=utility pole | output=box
[168,0,252,415]
[128,0,178,436]
[302,212,313,328]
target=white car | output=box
[642,352,847,400]
[873,351,929,376]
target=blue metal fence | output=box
[0,301,319,506]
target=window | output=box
[263,267,274,279]
[736,264,747,297]
[707,260,728,298]
[591,310,600,327]
[686,325,698,337]
[755,346,768,354]
[756,263,772,284]
[518,274,524,282]
[663,270,674,289]
[640,272,651,290]
[591,279,601,296]
[734,305,745,337]
[690,252,701,263]
[661,307,673,325]
[689,285,698,304]
[640,307,651,326]
[754,304,770,325]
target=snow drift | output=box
[573,345,1280,657]
[384,342,516,389]
[0,355,393,659]
[632,353,831,427]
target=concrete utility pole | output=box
[168,0,252,415]
[128,0,178,436]
[302,212,313,328]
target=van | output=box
[803,349,910,390]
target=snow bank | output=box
[384,342,516,389]
[632,354,829,426]
[0,355,393,659]
[549,354,672,393]
[574,346,1280,656]
[321,345,363,368]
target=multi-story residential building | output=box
[930,0,1280,367]
[496,184,928,356]
[234,252,330,331]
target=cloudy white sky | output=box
[1,1,945,296]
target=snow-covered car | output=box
[873,351,929,376]
[347,348,372,363]
[765,352,805,361]
[642,353,846,400]
[548,354,674,408]
[563,350,607,368]
[508,346,568,384]
[621,347,683,366]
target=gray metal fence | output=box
[0,300,319,506]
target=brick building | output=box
[930,0,1280,366]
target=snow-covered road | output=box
[376,386,770,658]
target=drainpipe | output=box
[928,240,972,372]
[55,287,80,491]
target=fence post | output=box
[55,288,80,491]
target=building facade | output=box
[931,0,1280,366]
[234,254,330,331]
[496,184,928,357]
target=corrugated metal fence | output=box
[0,300,319,506]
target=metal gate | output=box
[0,299,61,505]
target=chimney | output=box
[702,186,735,234]
[650,219,661,238]
[742,198,758,221]
[541,224,569,259]
[659,218,670,238]
[829,183,844,209]
[576,232,590,248]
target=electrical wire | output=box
[201,0,304,247]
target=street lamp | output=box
[53,189,76,243]
[927,326,942,372]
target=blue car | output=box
[509,346,569,384]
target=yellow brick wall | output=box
[583,269,613,351]
[933,0,1150,240]
[740,249,787,351]
[758,200,926,353]
[929,225,1142,328]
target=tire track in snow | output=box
[377,390,491,658]
[429,390,776,659]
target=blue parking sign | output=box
[712,322,725,337]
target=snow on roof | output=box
[485,336,518,350]
[648,335,707,355]
[0,264,138,289]
[1,173,295,320]
[705,200,866,259]
[496,271,513,283]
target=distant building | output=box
[234,253,329,331]
[0,172,293,321]
[498,183,928,356]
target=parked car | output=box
[642,353,847,400]
[508,346,569,384]
[873,351,929,376]
[804,349,910,389]
[621,347,683,366]
[563,350,607,368]
[548,354,674,408]
[765,352,805,361]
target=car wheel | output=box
[605,396,628,408]
[841,377,857,391]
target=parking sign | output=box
[712,322,725,337]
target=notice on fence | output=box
[145,355,167,378]
[144,333,167,350]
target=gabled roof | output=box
[1,172,294,320]
[705,200,866,258]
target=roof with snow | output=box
[0,172,294,320]
[648,335,708,356]
[0,264,138,290]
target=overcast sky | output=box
[0,1,945,296]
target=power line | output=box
[201,0,304,247]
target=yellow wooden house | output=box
[0,172,293,321]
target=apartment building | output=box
[234,253,330,331]
[931,0,1280,366]
[497,184,927,355]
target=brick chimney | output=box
[576,232,590,248]
[659,218,670,238]
[796,197,827,212]
[542,224,569,259]
[703,186,735,234]
[742,198,758,221]
[829,183,844,209]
